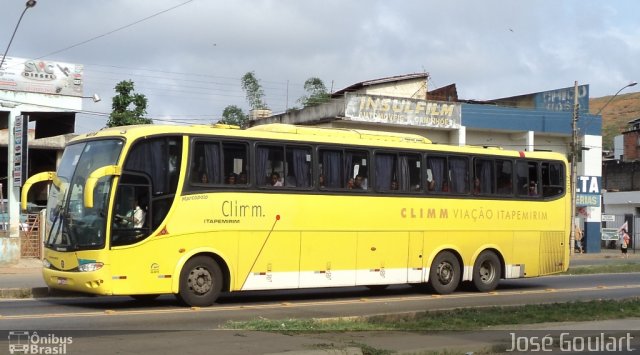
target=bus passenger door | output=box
[355,231,409,286]
[407,231,425,283]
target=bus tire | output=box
[177,256,222,307]
[472,251,501,292]
[429,251,460,294]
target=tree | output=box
[219,105,249,128]
[298,77,331,108]
[106,80,152,128]
[241,71,268,110]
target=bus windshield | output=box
[45,139,123,251]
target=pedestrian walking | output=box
[621,229,630,258]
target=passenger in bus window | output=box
[346,177,354,189]
[473,177,481,194]
[319,174,325,188]
[270,172,283,187]
[354,175,365,190]
[238,172,247,185]
[497,177,512,194]
[227,174,236,185]
[200,173,209,184]
[390,180,399,190]
[442,181,450,192]
[528,181,538,195]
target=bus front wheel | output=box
[472,251,501,292]
[429,251,460,294]
[177,256,222,307]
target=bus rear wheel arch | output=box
[176,255,223,307]
[429,250,461,294]
[472,250,502,292]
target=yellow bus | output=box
[22,123,570,306]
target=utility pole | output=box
[570,81,579,255]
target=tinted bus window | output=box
[223,142,248,185]
[449,156,469,194]
[346,150,369,190]
[426,155,447,192]
[319,149,343,188]
[257,144,312,188]
[516,161,540,197]
[375,152,422,192]
[542,162,564,197]
[473,158,495,195]
[496,159,513,195]
[284,146,312,188]
[191,141,221,185]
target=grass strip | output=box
[563,262,640,275]
[224,298,640,332]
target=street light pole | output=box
[570,81,579,255]
[0,1,37,71]
[2,0,37,265]
[595,81,638,116]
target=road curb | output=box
[0,287,82,299]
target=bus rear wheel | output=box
[472,251,501,292]
[177,256,222,307]
[429,251,460,294]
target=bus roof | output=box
[72,123,567,162]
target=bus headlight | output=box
[78,262,104,272]
[42,259,51,269]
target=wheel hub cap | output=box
[188,267,212,295]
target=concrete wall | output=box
[603,160,640,191]
[0,237,19,267]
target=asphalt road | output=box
[1,272,639,330]
[2,272,639,354]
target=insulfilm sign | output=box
[344,93,461,128]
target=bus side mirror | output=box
[21,171,57,211]
[84,165,122,208]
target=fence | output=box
[20,211,44,259]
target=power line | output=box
[30,0,195,63]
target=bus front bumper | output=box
[43,266,112,295]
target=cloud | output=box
[1,0,639,132]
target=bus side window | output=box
[473,158,495,195]
[111,173,152,247]
[542,161,564,197]
[347,150,368,190]
[190,141,220,185]
[448,156,469,194]
[319,149,343,188]
[284,146,312,188]
[374,153,397,191]
[222,142,249,186]
[426,156,447,192]
[516,161,539,197]
[496,159,513,195]
[257,144,284,187]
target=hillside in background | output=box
[590,91,640,151]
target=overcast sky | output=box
[1,0,639,133]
